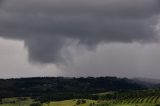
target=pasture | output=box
[0,93,160,106]
[0,98,97,106]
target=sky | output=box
[0,0,160,78]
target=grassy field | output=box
[1,96,160,106]
[0,98,97,106]
[0,97,33,106]
[43,99,97,106]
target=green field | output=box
[1,94,160,106]
[97,96,160,106]
[0,97,33,106]
[118,96,160,106]
[43,99,97,106]
[0,98,97,106]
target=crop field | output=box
[97,96,160,106]
[1,97,160,106]
[119,96,160,104]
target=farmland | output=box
[0,90,160,106]
[0,98,97,106]
[97,96,160,106]
[0,96,160,106]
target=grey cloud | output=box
[3,0,160,18]
[0,0,3,7]
[0,0,160,63]
[24,36,67,63]
[62,43,160,78]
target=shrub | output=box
[76,100,81,105]
[30,103,41,106]
[81,99,86,104]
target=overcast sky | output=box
[0,0,160,78]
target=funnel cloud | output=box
[0,0,159,63]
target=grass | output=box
[0,97,33,106]
[43,99,97,106]
[0,98,97,106]
[92,92,114,96]
[1,96,160,106]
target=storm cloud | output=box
[0,0,160,63]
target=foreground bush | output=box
[30,103,42,106]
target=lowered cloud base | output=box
[0,0,159,63]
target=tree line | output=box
[0,77,145,100]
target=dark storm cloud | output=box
[0,0,3,7]
[25,36,67,63]
[0,0,160,63]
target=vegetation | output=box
[30,103,42,106]
[0,77,159,106]
[0,89,160,106]
[0,77,144,99]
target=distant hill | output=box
[133,77,160,84]
[0,77,145,98]
[132,77,160,87]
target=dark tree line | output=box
[0,77,145,100]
